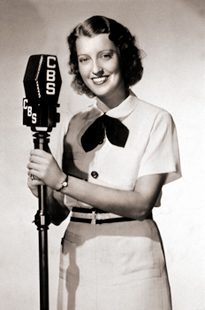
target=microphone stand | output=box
[33,131,50,310]
[23,53,62,310]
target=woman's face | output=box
[76,33,126,108]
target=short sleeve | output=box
[138,111,181,184]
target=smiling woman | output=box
[67,15,143,98]
[76,34,126,108]
[27,15,181,310]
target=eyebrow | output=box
[77,49,116,57]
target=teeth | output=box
[92,77,108,85]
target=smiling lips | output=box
[92,76,109,85]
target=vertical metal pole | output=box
[33,132,50,310]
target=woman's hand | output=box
[27,149,65,191]
[27,152,70,225]
[27,176,44,197]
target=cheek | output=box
[79,68,91,88]
[78,69,90,88]
[78,63,91,78]
[106,59,121,75]
[78,66,86,79]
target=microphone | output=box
[22,55,62,310]
[23,55,61,132]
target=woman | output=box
[27,16,181,310]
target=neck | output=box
[97,88,129,109]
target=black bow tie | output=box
[81,114,129,152]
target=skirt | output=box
[57,219,172,310]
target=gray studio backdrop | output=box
[0,0,204,309]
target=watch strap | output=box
[56,175,68,192]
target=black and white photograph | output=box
[0,0,204,309]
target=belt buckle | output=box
[91,211,96,225]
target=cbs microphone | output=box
[22,54,62,310]
[23,54,61,132]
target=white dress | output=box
[52,90,181,310]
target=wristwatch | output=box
[56,175,68,192]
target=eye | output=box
[78,57,89,63]
[100,52,114,60]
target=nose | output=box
[92,60,104,76]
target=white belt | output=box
[71,211,122,225]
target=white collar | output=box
[93,89,138,120]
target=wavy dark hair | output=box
[67,15,144,97]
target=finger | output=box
[30,149,45,156]
[30,174,41,181]
[27,175,43,183]
[29,154,47,165]
[32,180,44,186]
[30,149,51,158]
[27,167,42,180]
[27,177,44,186]
[27,162,41,171]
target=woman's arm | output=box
[60,173,166,220]
[27,149,167,220]
[46,187,70,225]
